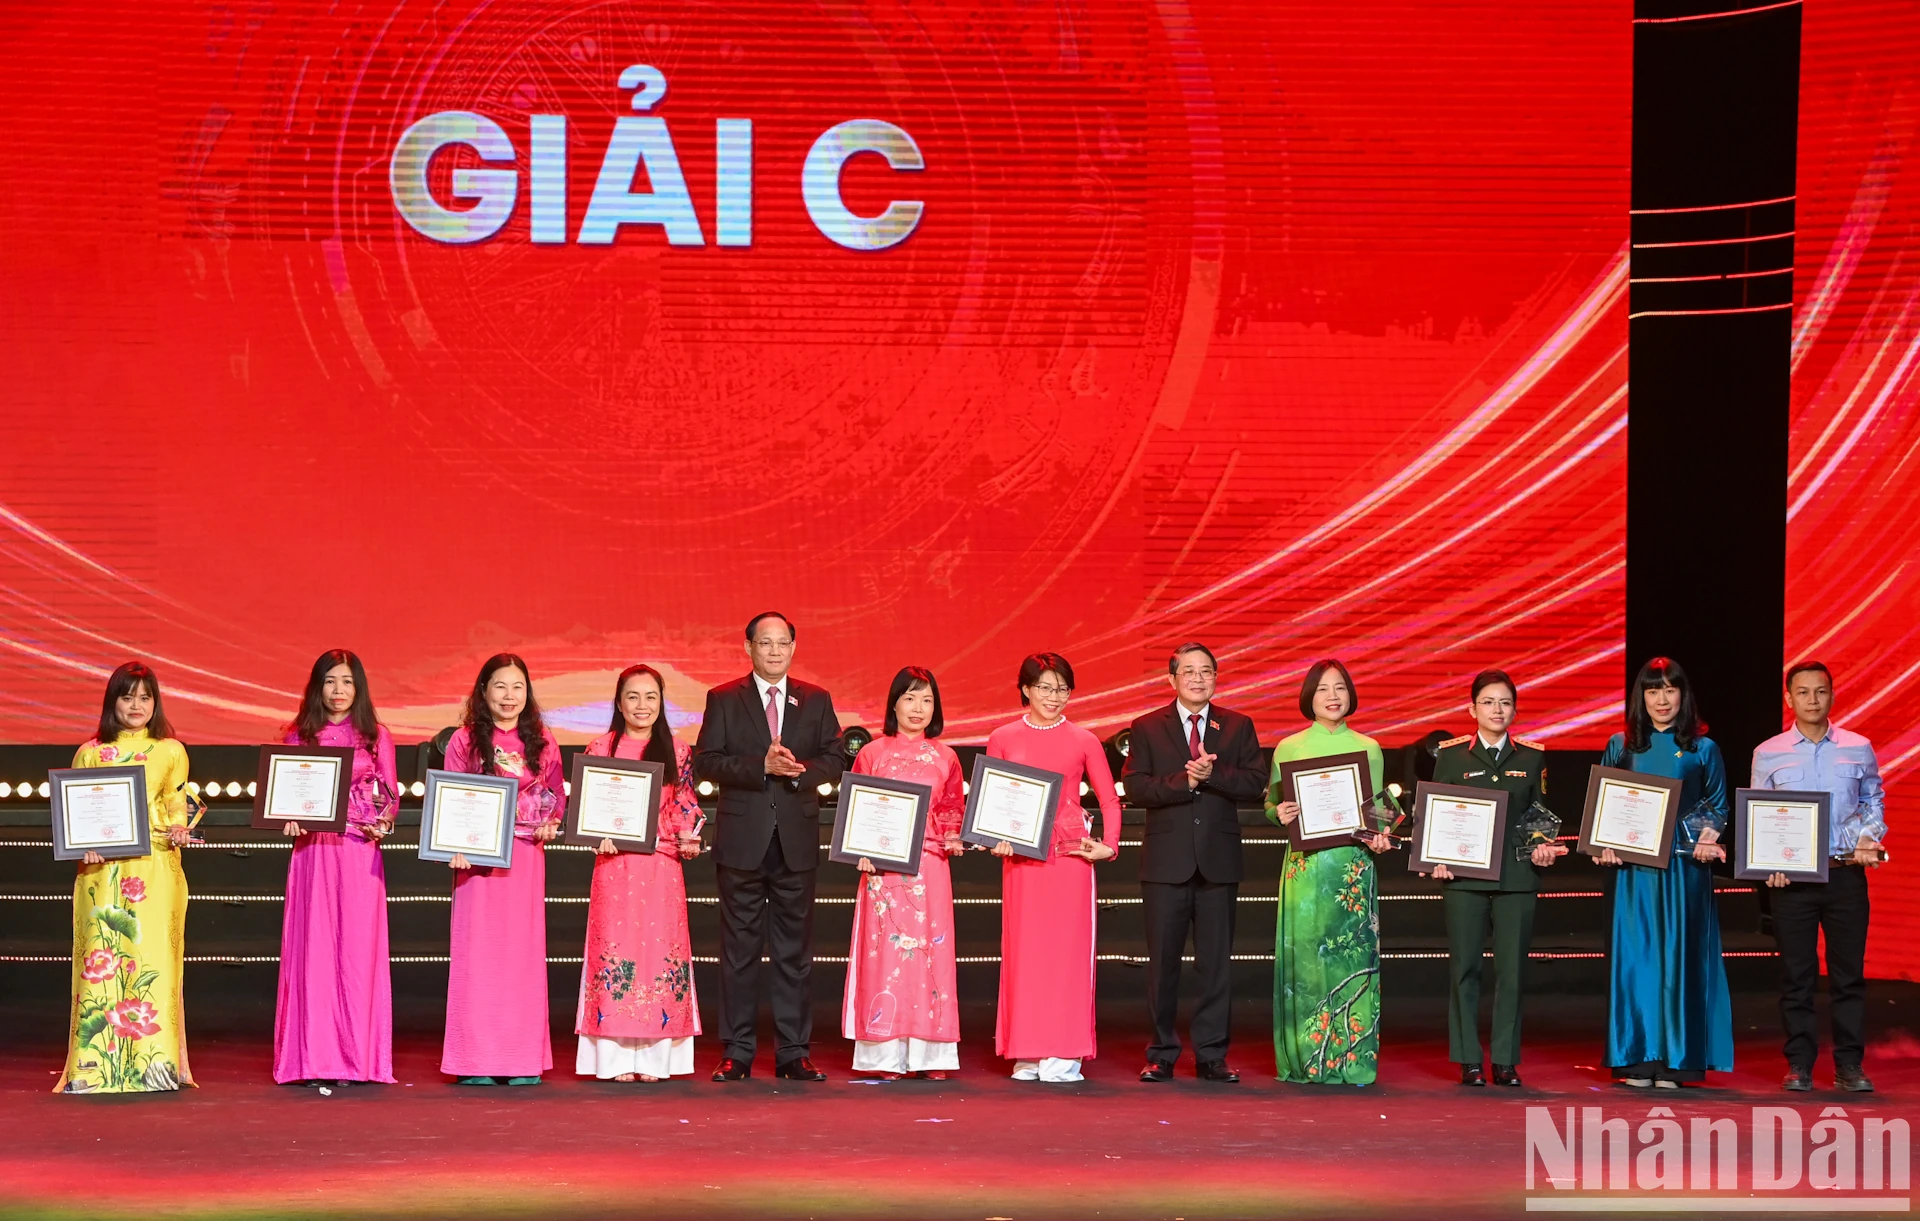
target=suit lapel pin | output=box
[788,695,799,707]
[1208,720,1220,731]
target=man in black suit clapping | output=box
[695,611,844,1082]
[1122,642,1265,1083]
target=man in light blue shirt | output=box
[1750,661,1887,1094]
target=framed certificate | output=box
[830,773,933,874]
[1275,752,1373,852]
[1407,782,1509,881]
[1733,788,1831,883]
[961,755,1063,861]
[250,745,353,832]
[50,766,151,861]
[418,769,518,868]
[1577,765,1683,869]
[561,754,665,852]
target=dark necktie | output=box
[1188,713,1203,759]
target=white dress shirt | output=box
[754,673,787,738]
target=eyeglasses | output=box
[1029,684,1071,697]
[1176,667,1216,680]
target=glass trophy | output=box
[1842,807,1888,863]
[1675,798,1722,851]
[1353,785,1410,843]
[1517,798,1561,862]
[362,775,396,836]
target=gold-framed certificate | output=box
[250,745,353,831]
[50,765,150,861]
[1407,782,1509,881]
[561,754,665,852]
[830,773,933,874]
[1577,765,1683,869]
[960,755,1063,861]
[1275,752,1373,851]
[418,769,518,868]
[1733,788,1831,883]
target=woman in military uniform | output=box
[1426,670,1565,1087]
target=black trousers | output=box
[715,829,817,1063]
[1772,863,1870,1072]
[1141,874,1237,1064]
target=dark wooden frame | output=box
[1275,751,1374,853]
[1577,765,1683,869]
[1732,787,1832,883]
[50,765,151,862]
[829,772,933,874]
[250,745,354,832]
[960,754,1062,862]
[1407,781,1510,881]
[561,753,665,852]
[417,769,518,868]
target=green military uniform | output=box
[1431,733,1549,1067]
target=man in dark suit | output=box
[1122,642,1265,1083]
[694,611,844,1082]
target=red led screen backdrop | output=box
[1791,0,1920,979]
[0,1,1628,745]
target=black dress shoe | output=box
[1139,1060,1174,1083]
[1460,1063,1487,1087]
[1782,1067,1812,1092]
[774,1057,827,1082]
[711,1057,751,1082]
[1196,1060,1240,1083]
[1836,1067,1875,1093]
[1492,1063,1522,1088]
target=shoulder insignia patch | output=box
[1514,736,1545,751]
[1439,734,1473,749]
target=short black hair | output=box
[1785,660,1832,689]
[1470,669,1518,704]
[1016,652,1075,706]
[744,611,796,642]
[883,666,945,738]
[1298,658,1357,722]
[1168,642,1217,675]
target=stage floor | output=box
[1,990,1916,1220]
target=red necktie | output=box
[1188,713,1203,759]
[766,686,781,742]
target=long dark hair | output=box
[883,666,945,737]
[462,653,549,777]
[1625,656,1707,753]
[289,649,380,749]
[96,662,174,743]
[603,664,677,770]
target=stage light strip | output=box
[1628,302,1796,319]
[1630,0,1800,24]
[1630,231,1793,248]
[0,950,1779,965]
[1628,268,1794,284]
[0,887,1762,904]
[0,837,1295,851]
[1629,194,1795,214]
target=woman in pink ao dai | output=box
[575,664,706,1081]
[987,652,1121,1083]
[842,666,965,1078]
